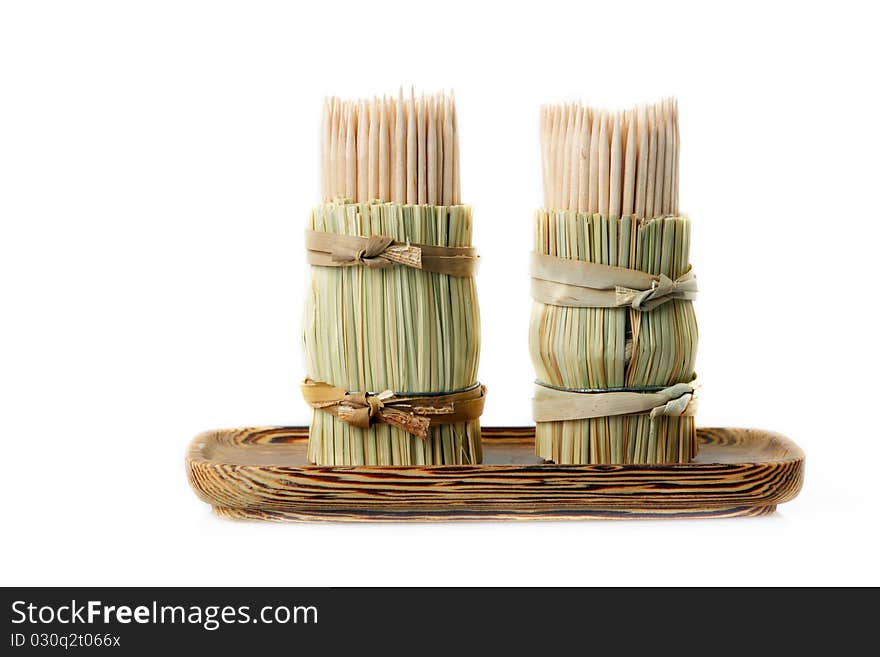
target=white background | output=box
[2,0,878,586]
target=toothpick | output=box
[598,112,609,216]
[427,94,437,205]
[406,90,417,204]
[394,89,406,203]
[345,103,356,199]
[368,99,379,201]
[357,100,368,202]
[622,109,636,216]
[609,112,622,219]
[442,94,454,206]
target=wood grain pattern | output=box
[211,504,777,522]
[186,427,803,522]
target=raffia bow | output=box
[530,252,698,311]
[305,230,479,277]
[615,270,699,311]
[328,235,423,270]
[301,379,487,439]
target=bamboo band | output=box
[530,252,697,310]
[301,379,487,439]
[306,230,479,277]
[532,379,698,423]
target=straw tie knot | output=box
[352,236,396,268]
[301,379,488,439]
[646,380,699,445]
[307,228,481,275]
[648,382,698,418]
[617,270,698,311]
[338,390,394,429]
[365,391,387,419]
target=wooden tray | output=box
[186,426,803,521]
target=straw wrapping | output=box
[529,211,698,464]
[305,227,479,276]
[302,379,486,439]
[530,250,697,310]
[532,379,698,423]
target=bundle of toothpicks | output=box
[529,98,699,464]
[302,90,484,466]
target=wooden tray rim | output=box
[188,425,804,471]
